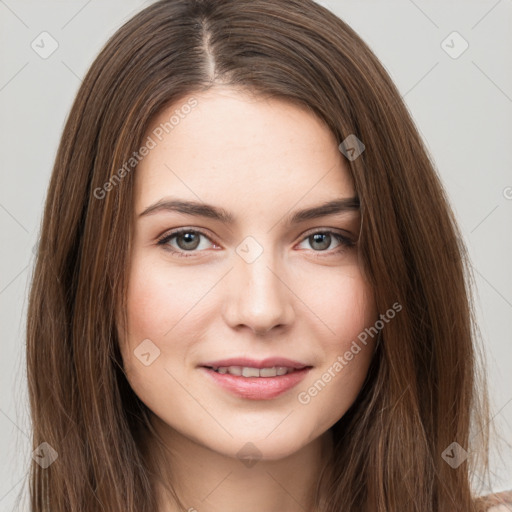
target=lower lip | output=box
[199,367,311,400]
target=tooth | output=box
[260,367,277,377]
[213,365,295,377]
[242,367,260,377]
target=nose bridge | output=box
[224,235,294,333]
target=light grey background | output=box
[1,0,511,509]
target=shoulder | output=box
[477,489,512,511]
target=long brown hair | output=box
[24,0,491,510]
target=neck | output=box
[147,414,334,512]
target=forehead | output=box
[135,87,354,212]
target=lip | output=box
[198,358,312,400]
[199,357,309,370]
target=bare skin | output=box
[117,86,378,512]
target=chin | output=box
[207,430,319,463]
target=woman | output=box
[25,0,509,510]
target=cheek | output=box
[303,266,377,348]
[118,254,221,398]
[118,257,181,389]
[122,254,208,343]
[294,270,377,424]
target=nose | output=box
[222,246,295,336]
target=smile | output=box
[209,366,298,377]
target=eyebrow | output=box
[138,196,360,225]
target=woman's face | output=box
[118,86,378,460]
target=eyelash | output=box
[156,227,356,259]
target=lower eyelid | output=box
[297,232,354,252]
[157,229,354,255]
[157,230,213,253]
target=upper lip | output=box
[200,357,311,370]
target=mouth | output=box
[203,365,304,377]
[198,358,313,400]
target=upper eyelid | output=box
[158,226,354,248]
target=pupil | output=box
[175,232,332,251]
[178,232,200,250]
[312,233,330,251]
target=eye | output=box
[296,229,355,256]
[157,228,216,258]
[156,228,356,259]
